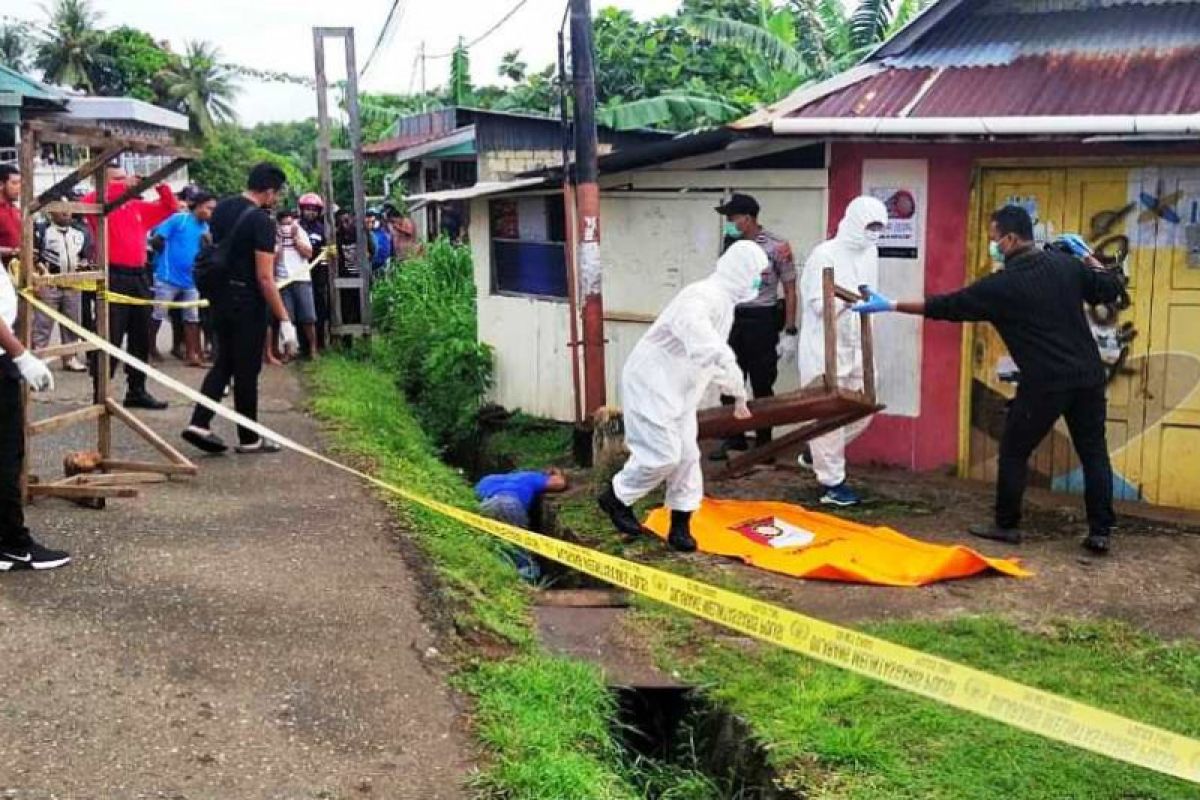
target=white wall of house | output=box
[471,165,829,421]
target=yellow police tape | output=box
[104,291,209,310]
[19,289,1200,786]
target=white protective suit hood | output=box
[835,195,889,251]
[709,240,769,304]
[798,195,888,386]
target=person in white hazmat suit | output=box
[599,241,767,552]
[796,195,888,507]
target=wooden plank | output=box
[103,158,188,213]
[822,267,837,392]
[860,311,877,405]
[18,127,36,502]
[28,404,107,437]
[37,201,104,217]
[720,406,883,478]
[75,471,169,486]
[31,145,123,211]
[28,483,138,500]
[535,589,630,608]
[105,399,197,470]
[35,340,96,360]
[100,459,197,476]
[32,270,105,288]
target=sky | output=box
[8,0,684,125]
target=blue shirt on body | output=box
[474,471,551,512]
[371,227,392,271]
[153,212,209,289]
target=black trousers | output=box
[0,367,26,547]
[720,306,781,444]
[996,383,1116,536]
[189,289,267,445]
[107,268,153,394]
[311,263,330,350]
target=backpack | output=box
[193,203,259,300]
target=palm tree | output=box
[0,25,30,72]
[35,0,104,90]
[163,41,239,135]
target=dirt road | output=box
[0,360,468,799]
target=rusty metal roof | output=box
[792,50,1200,118]
[782,0,1200,121]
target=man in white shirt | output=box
[275,209,317,359]
[33,206,89,372]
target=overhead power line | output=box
[426,0,530,59]
[361,0,408,79]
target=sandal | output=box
[234,438,282,454]
[182,426,228,454]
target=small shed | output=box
[412,129,829,422]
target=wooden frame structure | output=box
[696,267,885,477]
[313,26,372,339]
[16,120,199,503]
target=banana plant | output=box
[597,93,744,131]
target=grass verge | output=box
[307,356,639,799]
[549,487,1200,799]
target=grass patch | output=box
[549,490,1200,799]
[481,413,575,473]
[308,356,639,798]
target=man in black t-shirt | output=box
[181,163,298,454]
[852,205,1125,555]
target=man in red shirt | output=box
[0,164,21,262]
[83,163,177,409]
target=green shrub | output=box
[371,238,493,452]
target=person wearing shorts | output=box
[275,209,318,359]
[150,192,215,367]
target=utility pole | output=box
[420,41,427,94]
[570,0,606,415]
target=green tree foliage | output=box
[190,125,310,201]
[163,41,239,135]
[448,39,474,107]
[370,238,493,454]
[35,0,104,91]
[0,25,31,72]
[89,26,172,102]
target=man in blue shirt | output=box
[366,208,392,274]
[474,468,568,582]
[150,191,215,367]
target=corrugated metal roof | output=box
[790,50,1200,118]
[983,0,1195,12]
[794,69,936,118]
[886,2,1200,67]
[0,65,64,105]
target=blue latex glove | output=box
[1055,233,1094,259]
[851,286,896,314]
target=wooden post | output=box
[341,30,371,331]
[94,159,112,459]
[312,28,338,337]
[859,305,876,405]
[821,267,836,392]
[17,130,36,498]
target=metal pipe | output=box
[570,0,606,415]
[773,114,1200,137]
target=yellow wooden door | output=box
[966,167,1155,502]
[1137,167,1200,508]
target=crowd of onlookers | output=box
[0,159,425,572]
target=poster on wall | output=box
[869,186,920,259]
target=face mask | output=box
[724,221,742,238]
[989,240,1004,262]
[751,276,764,293]
[865,229,882,244]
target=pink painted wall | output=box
[827,140,1200,473]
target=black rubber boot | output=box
[598,486,644,538]
[1083,531,1111,555]
[667,510,697,553]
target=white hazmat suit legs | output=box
[609,241,768,516]
[797,196,889,490]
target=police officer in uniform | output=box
[711,193,798,460]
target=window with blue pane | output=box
[489,197,568,300]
